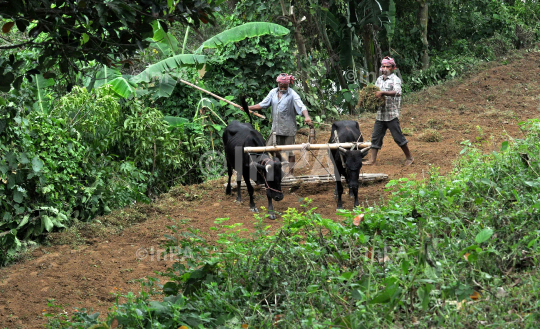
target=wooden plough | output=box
[227,173,389,190]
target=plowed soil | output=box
[2,50,540,328]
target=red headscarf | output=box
[380,56,396,71]
[276,73,295,85]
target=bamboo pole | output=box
[178,79,266,119]
[244,142,371,153]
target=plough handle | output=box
[178,79,266,119]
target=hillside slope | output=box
[1,50,539,328]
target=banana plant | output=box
[138,22,289,98]
[32,74,55,113]
[313,0,394,77]
[90,22,290,99]
[149,21,180,57]
[194,22,290,53]
[89,66,137,99]
[384,0,397,50]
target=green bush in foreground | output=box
[49,119,540,328]
[0,86,209,265]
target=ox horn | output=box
[265,164,272,172]
[338,146,347,153]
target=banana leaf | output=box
[150,21,179,57]
[33,74,54,113]
[384,0,396,45]
[106,77,137,98]
[93,66,122,89]
[320,8,342,38]
[130,54,206,84]
[163,116,189,127]
[147,73,177,99]
[195,22,290,53]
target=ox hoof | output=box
[349,194,354,199]
[235,199,242,204]
[336,205,344,210]
[268,213,277,220]
[250,207,259,213]
[225,188,232,195]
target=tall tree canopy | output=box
[0,0,221,91]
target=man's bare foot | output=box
[404,158,414,166]
[362,160,376,166]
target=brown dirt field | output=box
[1,49,540,328]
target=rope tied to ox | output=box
[247,154,283,194]
[299,142,311,167]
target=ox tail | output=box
[240,95,252,125]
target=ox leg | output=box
[243,171,258,212]
[334,174,342,200]
[226,162,233,195]
[267,196,276,220]
[352,188,359,208]
[236,176,242,203]
[345,177,354,199]
[336,181,344,210]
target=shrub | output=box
[418,128,442,142]
[0,84,211,265]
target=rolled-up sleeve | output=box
[393,76,402,96]
[259,90,274,109]
[292,93,306,115]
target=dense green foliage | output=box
[0,0,219,91]
[49,119,540,328]
[2,0,540,268]
[0,86,209,265]
[0,9,297,262]
[392,0,540,91]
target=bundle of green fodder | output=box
[356,84,385,113]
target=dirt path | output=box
[1,50,540,329]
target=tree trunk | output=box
[279,0,287,16]
[361,24,382,82]
[281,0,310,93]
[293,19,311,93]
[418,0,429,70]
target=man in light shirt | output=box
[249,73,312,175]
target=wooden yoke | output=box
[244,142,371,153]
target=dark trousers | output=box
[370,118,408,149]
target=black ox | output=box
[329,120,369,209]
[223,97,284,220]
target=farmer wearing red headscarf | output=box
[363,56,414,166]
[248,73,312,176]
